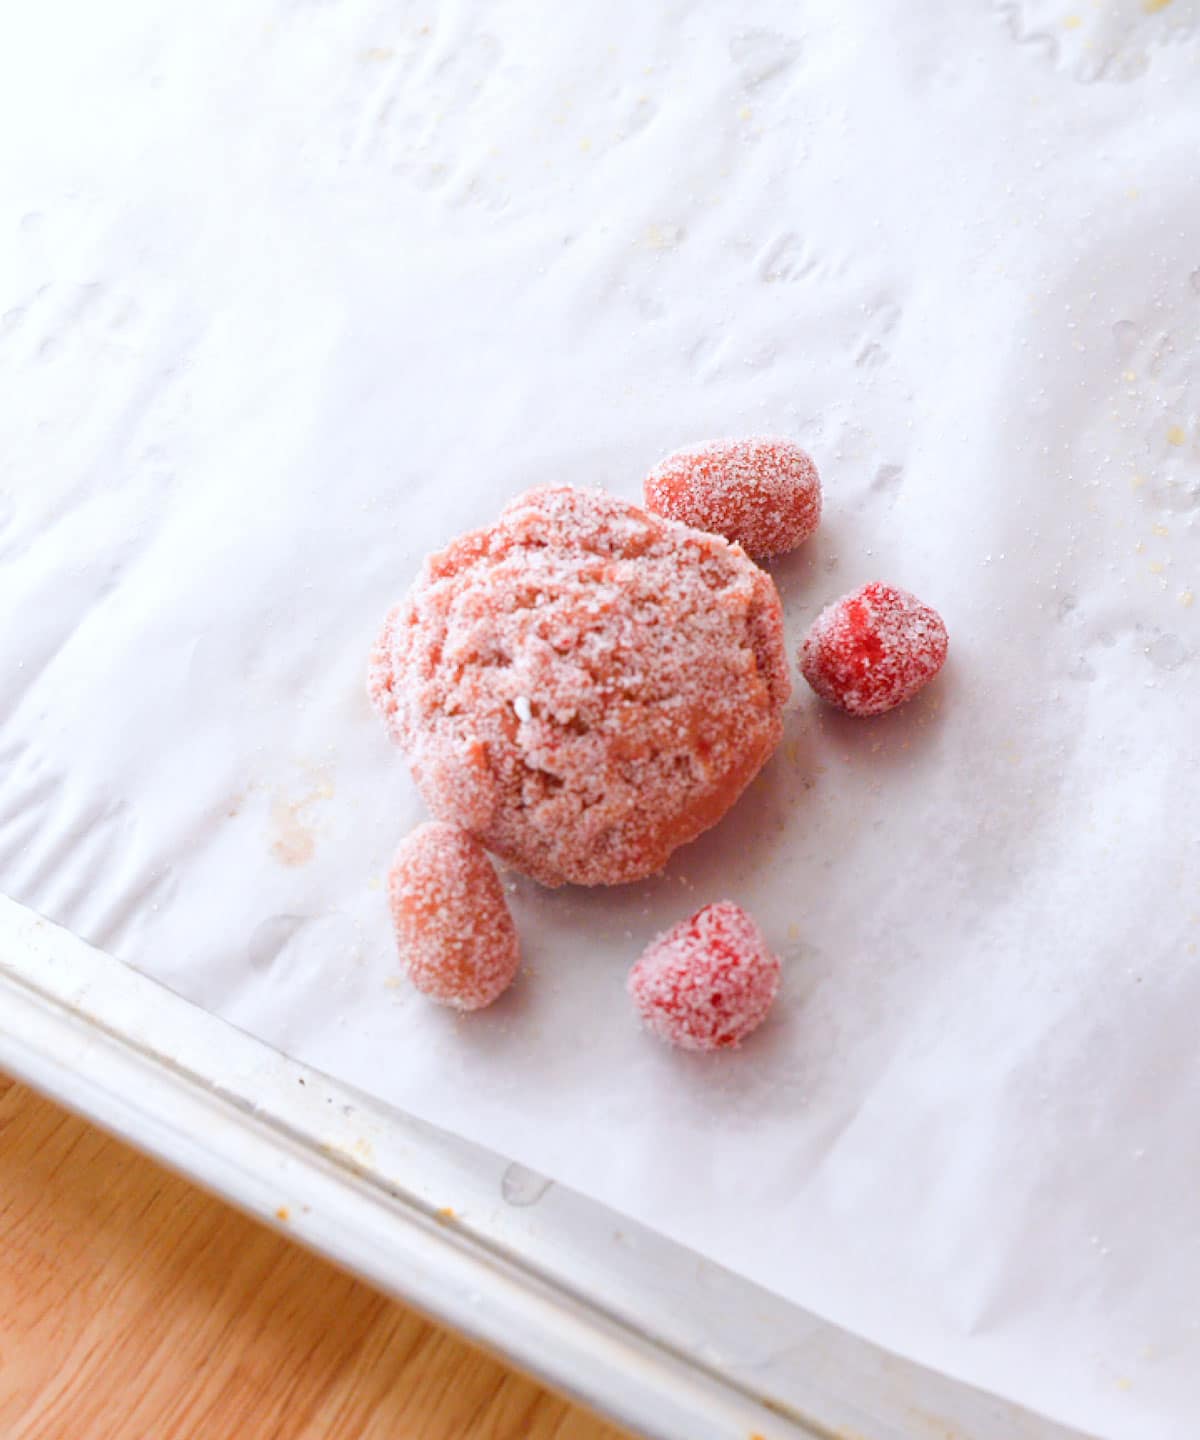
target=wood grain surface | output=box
[0,1075,634,1440]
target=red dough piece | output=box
[369,486,790,887]
[799,582,948,717]
[643,437,821,559]
[387,821,520,1010]
[628,901,781,1052]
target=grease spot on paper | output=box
[269,770,334,866]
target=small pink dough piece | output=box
[799,582,948,717]
[628,901,781,1052]
[387,821,520,1010]
[644,437,821,559]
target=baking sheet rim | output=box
[0,893,1089,1440]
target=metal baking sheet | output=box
[0,894,1086,1440]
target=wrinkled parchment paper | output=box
[4,2,1200,1434]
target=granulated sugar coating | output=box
[369,486,791,887]
[643,437,821,559]
[387,821,520,1010]
[800,582,948,717]
[628,901,781,1052]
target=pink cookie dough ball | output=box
[387,821,519,1010]
[644,437,822,560]
[800,582,948,717]
[369,486,791,887]
[628,901,781,1052]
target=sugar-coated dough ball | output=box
[628,901,781,1051]
[387,821,519,1010]
[644,437,821,559]
[799,582,948,717]
[369,486,791,887]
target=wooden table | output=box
[0,1075,633,1440]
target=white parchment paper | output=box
[4,2,1200,1434]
